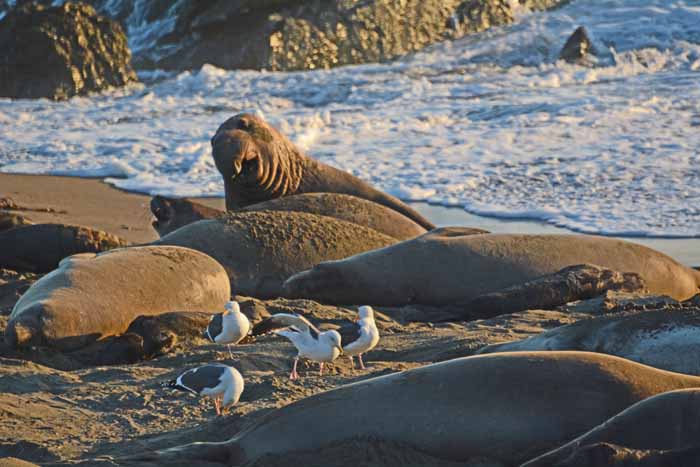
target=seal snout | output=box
[150,195,174,229]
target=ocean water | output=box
[1,0,699,238]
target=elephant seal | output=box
[6,246,230,350]
[210,113,435,230]
[0,223,128,273]
[155,210,396,298]
[478,308,700,375]
[127,352,700,466]
[523,389,700,467]
[242,193,433,241]
[151,193,435,240]
[151,195,224,236]
[284,229,700,306]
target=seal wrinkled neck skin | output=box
[211,113,303,209]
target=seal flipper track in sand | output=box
[211,113,435,230]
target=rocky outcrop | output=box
[84,0,567,71]
[0,2,138,99]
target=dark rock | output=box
[0,2,138,99]
[559,25,595,64]
[86,0,567,71]
[0,223,128,273]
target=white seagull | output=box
[253,313,342,380]
[203,301,250,358]
[337,306,380,370]
[164,364,244,416]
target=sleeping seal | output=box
[478,307,700,375]
[127,351,700,466]
[155,210,396,298]
[150,193,434,240]
[6,246,230,350]
[284,229,700,306]
[523,389,700,467]
[210,113,435,230]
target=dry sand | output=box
[0,174,223,244]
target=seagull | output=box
[203,301,250,358]
[163,364,244,416]
[252,313,342,380]
[337,306,380,370]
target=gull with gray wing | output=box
[337,306,380,370]
[203,300,250,358]
[164,364,244,416]
[253,313,342,380]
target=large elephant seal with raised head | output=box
[523,389,700,467]
[6,246,230,351]
[128,352,700,466]
[155,210,396,298]
[210,113,435,230]
[284,229,700,305]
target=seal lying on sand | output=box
[150,195,223,236]
[284,229,700,305]
[151,193,435,240]
[210,113,435,230]
[155,210,396,298]
[127,352,700,466]
[6,246,230,350]
[478,307,700,375]
[523,389,700,467]
[0,223,127,273]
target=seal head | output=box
[211,113,302,209]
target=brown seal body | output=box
[0,223,128,273]
[129,352,700,466]
[523,389,700,467]
[155,210,396,298]
[242,193,431,240]
[284,229,700,306]
[210,113,435,230]
[478,307,700,375]
[151,193,433,240]
[6,245,230,350]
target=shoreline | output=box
[2,173,698,265]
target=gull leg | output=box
[348,356,355,369]
[214,397,221,416]
[359,354,366,370]
[319,362,324,376]
[290,357,299,380]
[228,344,234,359]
